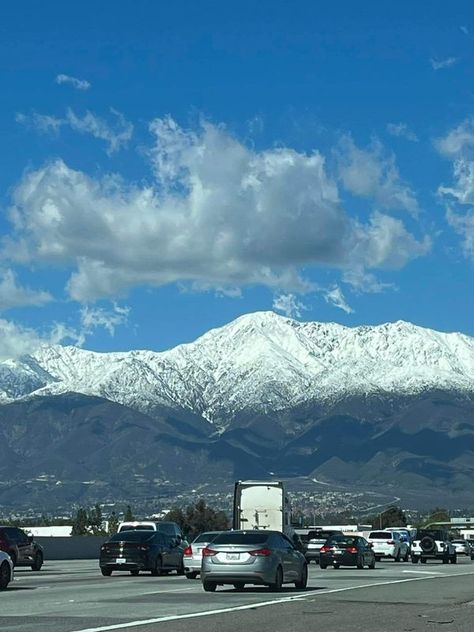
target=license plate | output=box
[333,549,342,555]
[116,558,126,564]
[226,553,240,561]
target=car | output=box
[467,540,474,560]
[451,539,470,556]
[366,530,409,562]
[0,526,44,570]
[319,534,376,569]
[411,529,456,564]
[117,521,184,542]
[183,531,221,579]
[200,529,308,592]
[0,551,13,590]
[100,529,185,576]
[304,529,343,563]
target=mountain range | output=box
[2,311,474,511]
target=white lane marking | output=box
[402,570,442,575]
[72,570,474,632]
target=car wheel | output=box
[471,554,474,561]
[356,555,364,569]
[101,567,112,576]
[295,564,308,589]
[368,556,376,569]
[176,559,185,576]
[233,582,245,591]
[0,562,11,590]
[151,556,162,576]
[411,556,419,564]
[31,551,43,571]
[203,581,217,592]
[130,569,140,576]
[269,566,283,592]
[319,561,328,569]
[394,550,401,562]
[185,571,198,580]
[403,550,409,562]
[421,558,427,564]
[450,555,457,564]
[442,556,449,564]
[333,563,340,569]
[9,552,17,567]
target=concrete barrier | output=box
[35,536,109,560]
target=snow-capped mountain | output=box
[3,311,474,428]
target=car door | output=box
[280,534,300,580]
[10,528,31,563]
[359,537,371,564]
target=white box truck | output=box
[232,480,292,534]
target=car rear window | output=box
[327,536,357,546]
[119,525,154,532]
[369,532,392,539]
[193,532,220,543]
[308,530,340,539]
[212,532,268,545]
[110,531,154,542]
[156,523,177,536]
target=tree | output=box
[71,508,89,536]
[424,507,450,526]
[88,504,106,535]
[369,506,407,529]
[166,499,229,539]
[124,505,134,521]
[108,511,119,535]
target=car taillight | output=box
[202,547,217,556]
[386,540,395,545]
[320,545,332,553]
[183,546,192,556]
[346,546,358,554]
[249,548,272,557]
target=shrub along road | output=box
[1,559,474,632]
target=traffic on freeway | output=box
[2,557,474,632]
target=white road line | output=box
[402,570,442,575]
[72,570,474,632]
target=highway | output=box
[1,558,474,632]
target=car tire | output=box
[31,552,43,571]
[356,555,364,569]
[185,571,198,579]
[450,555,457,564]
[403,551,409,562]
[319,561,328,569]
[295,564,308,589]
[421,558,427,564]
[368,556,376,569]
[471,554,474,561]
[233,582,245,591]
[130,569,140,576]
[269,566,283,592]
[442,556,449,564]
[101,568,112,576]
[0,562,11,590]
[333,563,340,569]
[411,556,419,564]
[203,581,217,592]
[394,550,401,562]
[176,559,185,576]
[151,556,162,576]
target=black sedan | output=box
[319,535,376,569]
[100,530,184,576]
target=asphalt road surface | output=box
[1,558,474,632]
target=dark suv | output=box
[0,526,44,570]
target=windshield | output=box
[109,531,154,542]
[156,523,177,535]
[212,532,268,545]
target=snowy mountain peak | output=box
[2,311,474,427]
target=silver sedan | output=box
[0,551,14,590]
[201,530,308,592]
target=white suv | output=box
[411,530,456,564]
[367,530,409,562]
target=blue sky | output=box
[1,0,474,353]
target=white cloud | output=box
[80,303,130,336]
[438,159,474,204]
[446,207,474,259]
[272,293,307,318]
[16,108,133,154]
[323,286,354,314]
[336,135,419,215]
[342,267,394,294]
[56,74,91,91]
[435,119,474,157]
[0,319,80,361]
[386,122,418,142]
[430,57,459,70]
[7,119,428,302]
[0,269,52,311]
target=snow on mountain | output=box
[3,311,474,428]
